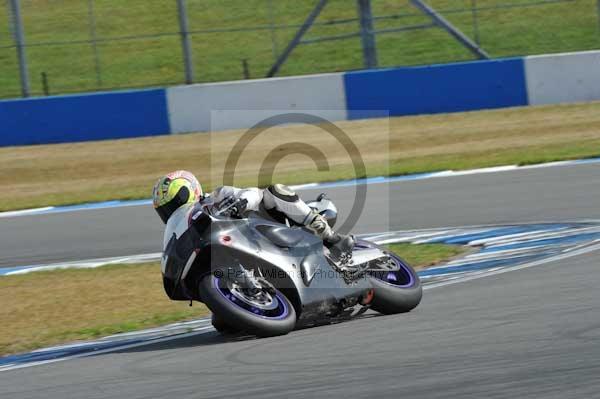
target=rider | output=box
[152,170,355,259]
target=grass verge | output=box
[1,101,600,212]
[0,263,205,356]
[0,242,462,356]
[385,243,468,269]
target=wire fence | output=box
[1,0,598,99]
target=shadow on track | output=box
[107,331,255,355]
[106,313,383,355]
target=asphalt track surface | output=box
[1,161,599,398]
[1,161,600,268]
[1,251,599,398]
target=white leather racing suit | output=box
[209,184,354,258]
[163,184,354,276]
[210,184,315,226]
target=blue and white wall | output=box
[1,50,599,146]
[524,51,600,105]
[167,73,348,133]
[0,89,170,146]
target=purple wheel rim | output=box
[213,277,290,320]
[354,241,415,288]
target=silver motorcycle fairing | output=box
[208,215,373,321]
[161,204,383,322]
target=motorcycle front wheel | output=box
[199,273,296,337]
[210,313,240,334]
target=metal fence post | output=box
[87,0,102,88]
[356,0,378,69]
[411,0,489,60]
[470,0,480,46]
[267,0,279,61]
[266,0,328,77]
[597,0,600,30]
[176,0,195,84]
[9,0,30,97]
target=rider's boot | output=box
[307,212,355,263]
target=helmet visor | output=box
[155,186,190,224]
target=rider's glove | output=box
[231,198,248,218]
[218,197,248,218]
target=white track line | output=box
[424,241,600,290]
[2,253,163,276]
[0,326,215,372]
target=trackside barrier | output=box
[1,50,599,146]
[524,51,600,105]
[343,58,529,119]
[166,73,347,133]
[0,89,170,146]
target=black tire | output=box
[356,239,423,315]
[199,274,296,337]
[211,313,240,334]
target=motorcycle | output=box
[160,194,422,337]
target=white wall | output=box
[525,50,600,105]
[167,73,347,133]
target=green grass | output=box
[384,139,600,177]
[1,0,598,98]
[273,138,600,190]
[0,242,459,355]
[385,243,467,268]
[0,263,207,356]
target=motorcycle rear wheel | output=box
[355,239,423,314]
[199,274,296,337]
